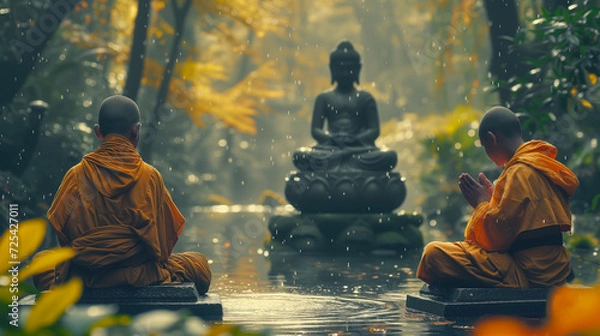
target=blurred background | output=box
[1,0,599,243]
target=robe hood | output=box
[506,140,579,196]
[80,134,143,198]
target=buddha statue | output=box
[269,42,422,253]
[284,41,406,214]
[292,41,397,172]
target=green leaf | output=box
[592,194,600,211]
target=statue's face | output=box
[330,61,361,85]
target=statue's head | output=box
[329,41,361,85]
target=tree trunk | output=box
[123,0,151,101]
[483,0,522,106]
[225,29,255,203]
[0,0,82,109]
[140,0,192,162]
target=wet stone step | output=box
[406,284,551,318]
[20,282,223,321]
[79,282,201,303]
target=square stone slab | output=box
[20,282,223,321]
[78,282,201,303]
[406,284,551,318]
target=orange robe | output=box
[34,134,211,294]
[417,140,579,288]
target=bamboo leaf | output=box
[25,277,83,333]
[0,218,46,274]
[592,194,600,211]
[19,248,76,281]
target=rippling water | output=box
[176,208,598,335]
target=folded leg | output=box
[165,252,212,294]
[416,241,528,288]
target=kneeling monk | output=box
[34,95,211,294]
[417,106,578,288]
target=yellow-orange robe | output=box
[417,140,579,288]
[34,134,211,294]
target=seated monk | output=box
[417,106,579,288]
[33,95,211,294]
[292,41,396,172]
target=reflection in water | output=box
[177,208,598,335]
[268,252,418,296]
[216,252,472,335]
[177,209,475,335]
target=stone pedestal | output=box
[406,284,551,318]
[20,282,223,321]
[285,170,406,213]
[268,212,423,253]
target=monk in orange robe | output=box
[34,95,211,294]
[417,106,579,288]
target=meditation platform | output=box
[20,282,223,321]
[406,284,551,318]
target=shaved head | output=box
[479,106,522,141]
[98,95,140,136]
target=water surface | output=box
[177,207,598,335]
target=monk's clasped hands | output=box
[459,172,494,208]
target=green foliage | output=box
[503,2,600,213]
[417,106,495,235]
[508,3,600,129]
[568,233,600,250]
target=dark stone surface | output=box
[268,212,423,252]
[284,170,406,213]
[406,284,551,318]
[78,282,200,303]
[106,293,222,320]
[19,283,223,321]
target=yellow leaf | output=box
[158,19,175,36]
[153,0,166,12]
[19,248,76,281]
[257,189,286,205]
[581,99,593,109]
[25,278,83,333]
[0,218,46,274]
[207,194,233,205]
[589,73,598,86]
[571,87,578,96]
[205,324,238,336]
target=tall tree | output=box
[123,0,152,101]
[140,0,192,162]
[0,0,82,109]
[483,0,523,106]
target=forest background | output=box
[1,0,599,240]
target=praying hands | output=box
[458,172,494,208]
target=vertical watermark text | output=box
[7,204,20,328]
